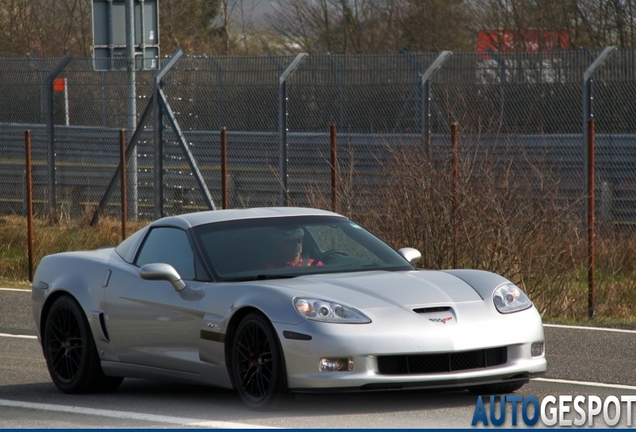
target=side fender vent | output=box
[99,313,110,341]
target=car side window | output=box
[135,227,195,280]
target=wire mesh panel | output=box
[593,50,636,228]
[430,50,598,135]
[0,49,636,231]
[285,53,438,208]
[159,55,295,213]
[428,51,594,235]
[0,57,57,217]
[0,57,63,124]
[50,57,156,220]
[0,124,48,216]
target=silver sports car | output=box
[32,207,546,409]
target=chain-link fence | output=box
[1,49,635,229]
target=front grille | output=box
[377,346,507,375]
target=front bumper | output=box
[276,303,547,391]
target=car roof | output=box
[150,207,344,230]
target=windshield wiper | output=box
[224,274,298,282]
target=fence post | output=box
[487,50,507,131]
[120,129,127,240]
[25,130,34,282]
[204,55,225,130]
[330,125,338,213]
[420,51,452,160]
[278,53,308,206]
[45,55,73,220]
[451,123,459,269]
[328,54,346,129]
[90,49,183,226]
[152,51,187,219]
[582,46,615,319]
[158,87,216,212]
[587,119,595,319]
[125,0,138,220]
[152,57,166,219]
[582,47,615,179]
[221,127,228,209]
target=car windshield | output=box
[192,215,414,281]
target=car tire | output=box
[43,295,123,394]
[468,381,526,395]
[231,312,287,410]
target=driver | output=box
[264,227,323,268]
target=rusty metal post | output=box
[587,119,595,319]
[221,127,228,209]
[25,130,34,282]
[120,129,127,241]
[451,123,459,269]
[330,125,338,213]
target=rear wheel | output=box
[43,295,123,393]
[231,312,286,410]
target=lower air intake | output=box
[377,346,507,375]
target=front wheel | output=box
[43,295,123,393]
[231,312,286,410]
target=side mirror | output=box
[139,263,187,292]
[398,247,422,265]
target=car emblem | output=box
[429,317,453,324]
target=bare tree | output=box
[0,0,92,55]
[472,0,636,49]
[161,0,223,53]
[267,0,403,53]
[574,0,636,46]
[2,0,636,57]
[398,0,476,51]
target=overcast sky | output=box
[229,0,277,24]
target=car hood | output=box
[263,270,484,309]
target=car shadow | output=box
[0,379,480,421]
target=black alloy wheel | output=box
[231,312,286,410]
[43,295,122,393]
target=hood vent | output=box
[413,306,451,314]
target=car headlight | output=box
[492,282,532,314]
[294,298,371,323]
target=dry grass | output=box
[0,214,146,284]
[303,139,636,324]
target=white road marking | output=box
[0,287,31,292]
[0,333,36,339]
[534,377,636,391]
[0,399,273,428]
[543,323,636,334]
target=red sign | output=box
[477,29,571,53]
[53,78,66,92]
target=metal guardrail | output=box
[3,122,636,223]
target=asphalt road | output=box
[1,288,636,428]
